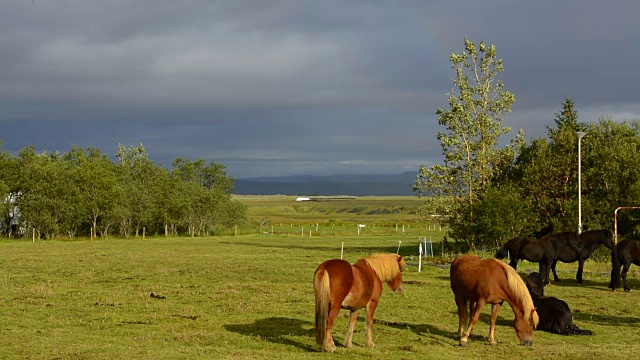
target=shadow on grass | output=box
[572,311,640,327]
[545,277,616,292]
[224,317,316,351]
[374,318,494,345]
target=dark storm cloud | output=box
[1,0,639,178]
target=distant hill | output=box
[233,172,417,196]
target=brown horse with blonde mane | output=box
[450,254,538,346]
[314,253,405,352]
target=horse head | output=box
[514,308,537,346]
[387,255,405,294]
[602,230,615,250]
[525,272,545,297]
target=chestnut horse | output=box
[450,254,538,346]
[314,253,405,352]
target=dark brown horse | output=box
[609,238,640,291]
[525,272,592,335]
[495,234,565,285]
[495,236,547,268]
[551,229,614,283]
[450,254,538,346]
[314,253,405,352]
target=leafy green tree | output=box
[115,144,158,237]
[509,97,640,238]
[0,141,19,236]
[582,118,640,233]
[17,147,79,239]
[414,37,521,249]
[153,167,181,236]
[171,157,241,236]
[65,147,121,238]
[469,183,537,247]
[2,140,246,238]
[509,98,592,234]
[221,200,247,230]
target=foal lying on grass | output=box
[525,272,592,336]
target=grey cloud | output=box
[1,0,639,178]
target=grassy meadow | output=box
[235,195,428,225]
[1,196,640,359]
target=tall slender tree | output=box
[414,38,520,249]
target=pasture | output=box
[1,234,640,359]
[235,195,430,230]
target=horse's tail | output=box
[610,243,621,290]
[314,267,331,347]
[495,240,510,259]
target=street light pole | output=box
[576,131,587,234]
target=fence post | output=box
[418,243,423,272]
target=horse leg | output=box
[488,303,502,345]
[577,258,585,283]
[323,303,341,352]
[364,299,379,348]
[509,250,518,269]
[622,263,632,292]
[455,296,468,340]
[551,260,561,282]
[460,299,484,346]
[344,309,359,348]
[540,261,550,284]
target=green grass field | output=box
[1,234,640,359]
[235,195,427,225]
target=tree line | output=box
[0,143,246,239]
[414,38,640,251]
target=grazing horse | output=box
[495,234,565,285]
[525,272,592,335]
[314,253,405,352]
[450,254,538,346]
[609,239,640,292]
[551,229,614,283]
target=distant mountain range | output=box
[232,172,418,196]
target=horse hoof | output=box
[490,341,497,346]
[459,340,467,347]
[322,346,336,353]
[321,343,336,352]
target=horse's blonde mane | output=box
[362,254,405,281]
[494,260,539,327]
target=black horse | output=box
[609,238,640,292]
[496,231,612,284]
[525,272,592,335]
[495,236,542,268]
[495,233,570,285]
[551,229,614,283]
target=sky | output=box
[2,1,639,179]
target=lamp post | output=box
[576,131,587,234]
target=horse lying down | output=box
[525,272,592,335]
